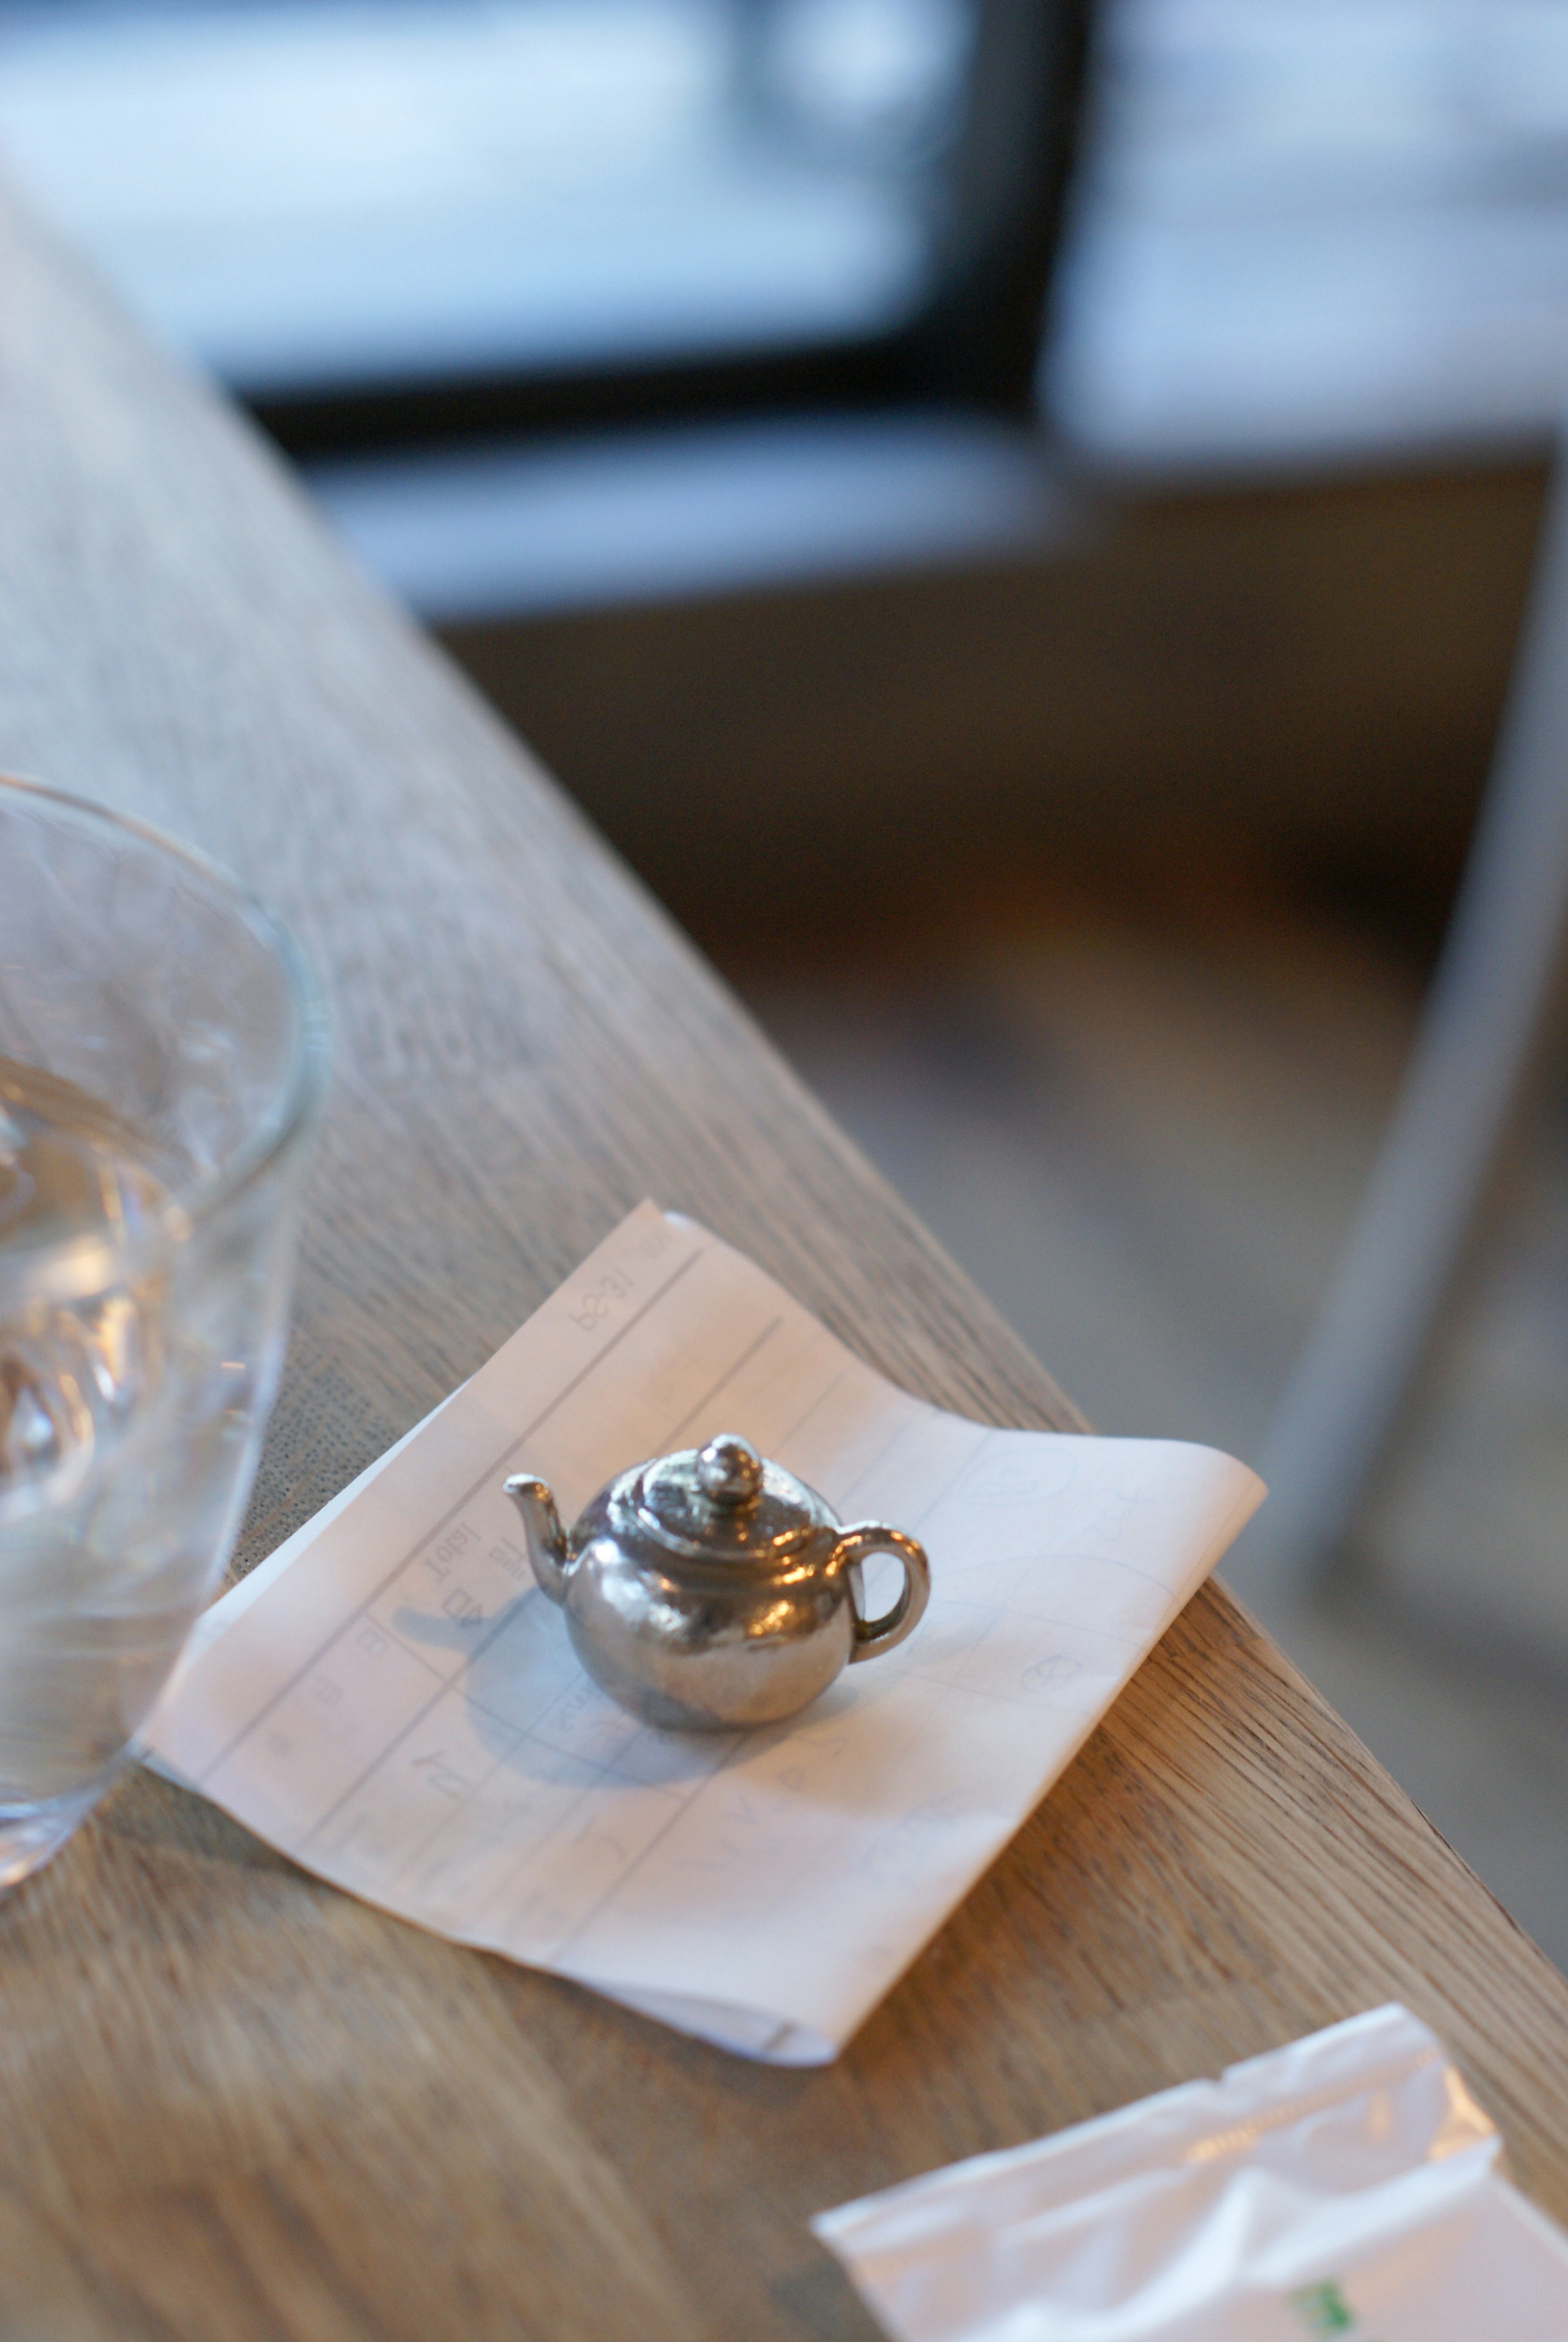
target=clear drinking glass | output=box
[0,774,327,1886]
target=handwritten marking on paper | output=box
[424,1523,479,1579]
[569,1269,639,1334]
[564,1216,677,1338]
[1020,1653,1084,1698]
[489,1536,530,1584]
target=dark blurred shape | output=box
[437,461,1540,930]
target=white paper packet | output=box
[814,2004,1568,2339]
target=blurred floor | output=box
[702,845,1568,1970]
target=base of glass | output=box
[0,1782,107,1892]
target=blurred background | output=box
[4,0,1568,1956]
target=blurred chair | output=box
[1256,445,1568,1589]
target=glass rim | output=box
[0,771,329,1296]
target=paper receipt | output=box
[144,1204,1264,2062]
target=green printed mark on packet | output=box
[1289,2283,1355,2333]
[1288,2280,1387,2340]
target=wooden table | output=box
[2,181,1566,2342]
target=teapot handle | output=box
[833,1525,931,1662]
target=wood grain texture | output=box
[1,179,1566,2341]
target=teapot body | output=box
[561,1478,856,1732]
[506,1435,930,1733]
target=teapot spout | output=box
[503,1474,572,1604]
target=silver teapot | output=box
[504,1434,930,1732]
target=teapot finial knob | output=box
[696,1433,764,1509]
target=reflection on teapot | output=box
[504,1433,929,1732]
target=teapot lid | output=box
[628,1434,835,1562]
